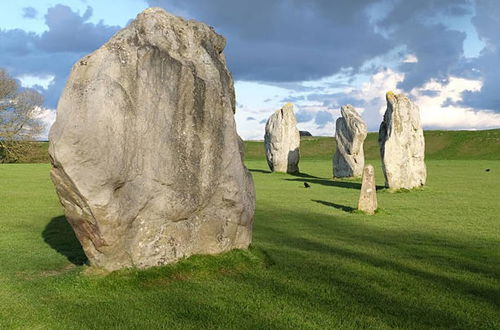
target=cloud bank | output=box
[1,1,499,139]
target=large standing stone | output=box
[358,164,377,214]
[48,8,255,271]
[264,103,300,173]
[379,92,426,189]
[333,105,368,178]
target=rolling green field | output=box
[0,132,499,329]
[8,129,500,163]
[245,129,500,160]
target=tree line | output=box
[0,68,46,163]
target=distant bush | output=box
[0,68,46,163]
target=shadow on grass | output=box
[312,199,355,212]
[249,208,500,328]
[42,215,87,265]
[248,168,272,174]
[286,177,384,190]
[289,172,320,179]
[248,168,320,179]
[31,208,498,329]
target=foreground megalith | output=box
[48,8,255,271]
[379,92,426,189]
[358,164,377,214]
[264,103,300,173]
[333,105,367,178]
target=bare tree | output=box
[0,68,45,163]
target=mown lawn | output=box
[0,159,499,329]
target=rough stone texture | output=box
[48,8,255,271]
[379,92,426,189]
[264,103,300,173]
[358,164,377,214]
[333,105,367,178]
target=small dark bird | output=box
[304,182,310,188]
[485,168,491,172]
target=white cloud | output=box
[353,69,405,131]
[234,69,405,139]
[233,69,500,140]
[296,117,336,137]
[411,77,500,129]
[17,74,55,90]
[35,107,56,139]
[402,54,418,63]
[357,69,404,103]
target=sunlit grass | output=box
[0,158,499,328]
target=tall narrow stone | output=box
[48,8,255,271]
[358,164,377,214]
[264,103,300,173]
[333,105,368,178]
[379,92,426,189]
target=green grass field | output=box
[245,129,500,160]
[9,129,500,164]
[0,131,499,329]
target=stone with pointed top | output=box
[333,105,368,178]
[379,92,426,189]
[358,164,377,214]
[264,103,300,173]
[48,8,255,271]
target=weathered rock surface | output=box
[358,164,377,214]
[333,105,367,178]
[379,92,426,189]
[48,8,255,271]
[264,103,300,173]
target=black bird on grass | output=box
[485,168,491,172]
[304,182,310,188]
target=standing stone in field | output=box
[264,103,300,173]
[358,164,377,214]
[379,92,426,189]
[333,105,367,178]
[48,8,255,271]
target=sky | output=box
[1,0,500,140]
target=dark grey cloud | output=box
[3,0,498,120]
[0,29,37,55]
[442,97,458,108]
[37,5,120,52]
[419,90,441,98]
[146,0,489,118]
[307,92,363,108]
[263,82,318,93]
[314,111,333,128]
[378,0,471,91]
[0,4,120,108]
[395,24,466,91]
[460,0,500,112]
[147,0,391,82]
[281,95,305,104]
[22,7,38,19]
[296,110,315,123]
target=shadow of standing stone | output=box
[42,216,88,265]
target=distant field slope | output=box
[3,129,500,163]
[245,129,500,160]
